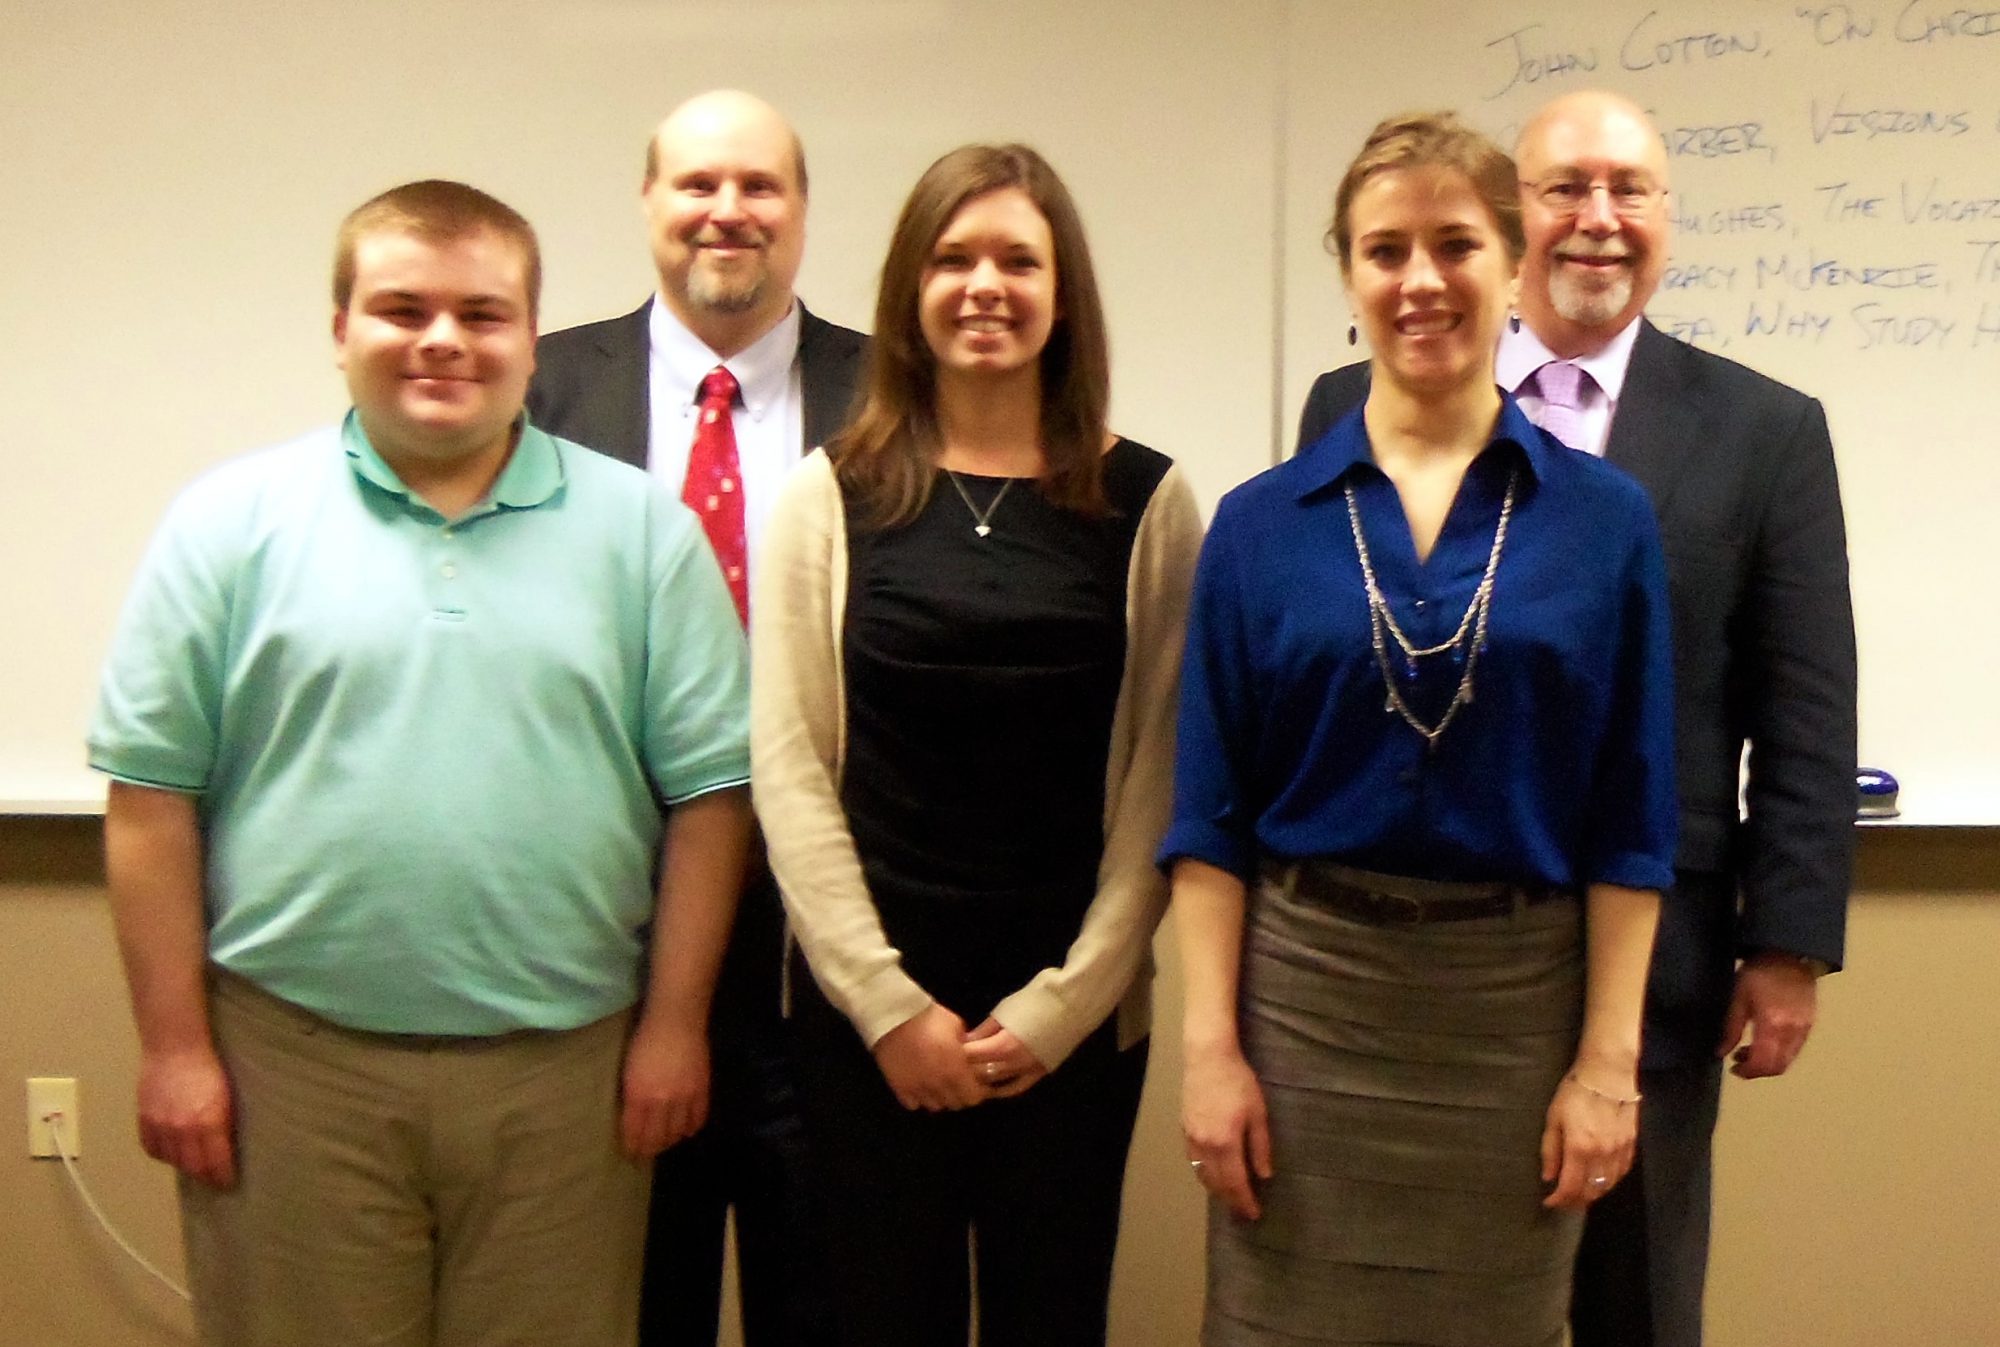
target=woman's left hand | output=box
[1539,1071,1639,1210]
[963,1018,1051,1099]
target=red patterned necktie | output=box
[683,365,748,627]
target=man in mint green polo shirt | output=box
[88,180,752,1347]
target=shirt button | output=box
[1398,764,1421,785]
[720,478,735,493]
[706,495,721,511]
[1413,598,1427,610]
[441,562,457,579]
[726,565,743,581]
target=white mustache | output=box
[1557,241,1632,261]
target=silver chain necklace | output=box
[1342,469,1517,748]
[944,471,1015,538]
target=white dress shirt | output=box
[646,297,805,582]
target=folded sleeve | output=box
[1584,493,1679,893]
[88,483,239,794]
[749,454,931,1047]
[992,463,1205,1067]
[1157,491,1262,879]
[1738,398,1855,967]
[639,493,752,804]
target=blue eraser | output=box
[1856,767,1899,819]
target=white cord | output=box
[43,1110,192,1302]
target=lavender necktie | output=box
[1530,360,1592,451]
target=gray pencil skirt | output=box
[1204,862,1586,1347]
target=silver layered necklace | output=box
[1342,469,1517,748]
[944,471,1015,538]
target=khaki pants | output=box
[182,971,650,1347]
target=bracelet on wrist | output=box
[1565,1071,1642,1106]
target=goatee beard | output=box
[1551,271,1631,329]
[687,266,767,315]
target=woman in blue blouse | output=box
[1162,112,1677,1347]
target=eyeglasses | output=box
[1522,173,1664,219]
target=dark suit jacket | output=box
[525,298,868,1042]
[1297,322,1856,1066]
[526,299,868,468]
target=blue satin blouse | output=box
[1161,394,1677,892]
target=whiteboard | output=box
[1280,0,2000,825]
[3,0,1994,823]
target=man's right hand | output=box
[138,1045,236,1189]
[871,1004,985,1112]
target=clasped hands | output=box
[872,1003,1049,1111]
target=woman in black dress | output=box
[750,143,1203,1347]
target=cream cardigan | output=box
[749,448,1204,1069]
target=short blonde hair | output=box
[1326,112,1524,275]
[332,180,541,320]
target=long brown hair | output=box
[832,144,1111,529]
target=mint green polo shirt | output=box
[89,414,750,1034]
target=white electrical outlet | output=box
[27,1077,80,1158]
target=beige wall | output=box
[2,820,190,1347]
[4,817,1994,1346]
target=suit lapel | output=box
[584,302,653,470]
[599,300,857,463]
[1605,321,1704,518]
[797,306,862,451]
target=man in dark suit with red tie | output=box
[1296,90,1857,1347]
[528,89,865,1347]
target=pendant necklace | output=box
[1343,469,1517,748]
[945,471,1015,538]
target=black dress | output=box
[790,440,1169,1347]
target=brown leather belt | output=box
[1263,860,1577,927]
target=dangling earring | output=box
[1509,312,1521,333]
[1347,323,1358,347]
